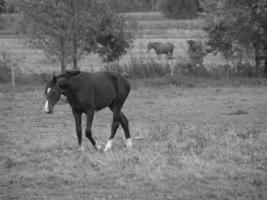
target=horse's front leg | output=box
[104,109,120,152]
[85,110,101,151]
[157,53,161,60]
[72,109,83,151]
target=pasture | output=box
[0,11,267,199]
[1,84,267,199]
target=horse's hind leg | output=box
[85,110,101,151]
[119,112,132,148]
[104,108,120,152]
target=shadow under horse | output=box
[44,70,132,152]
[147,42,175,59]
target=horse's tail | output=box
[167,42,175,49]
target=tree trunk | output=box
[264,54,267,77]
[151,0,154,12]
[263,45,267,77]
[60,56,66,73]
[71,0,79,70]
[60,37,66,73]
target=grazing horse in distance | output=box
[147,42,175,59]
[44,70,132,152]
[187,39,211,67]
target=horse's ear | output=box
[52,74,57,83]
[187,40,193,44]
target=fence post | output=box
[151,0,154,12]
[11,63,15,88]
[168,59,174,78]
[2,51,15,88]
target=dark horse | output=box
[147,42,175,59]
[44,70,132,152]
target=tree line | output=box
[2,0,267,77]
[203,0,267,76]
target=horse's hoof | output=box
[126,138,133,148]
[78,145,84,152]
[94,144,102,152]
[104,140,113,152]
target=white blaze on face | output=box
[44,100,49,113]
[47,87,51,94]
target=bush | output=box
[0,60,11,83]
[105,57,171,79]
[158,0,201,19]
[104,58,261,80]
[235,63,257,77]
[94,15,134,64]
[178,62,210,77]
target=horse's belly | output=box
[94,88,115,110]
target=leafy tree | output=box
[3,0,16,13]
[92,15,134,64]
[15,0,133,73]
[0,0,5,14]
[158,0,202,19]
[203,0,267,76]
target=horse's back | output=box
[71,71,130,110]
[78,71,130,97]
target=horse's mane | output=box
[57,70,81,79]
[44,70,81,97]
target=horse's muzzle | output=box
[44,101,53,114]
[44,109,53,114]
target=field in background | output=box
[1,85,267,199]
[0,12,229,74]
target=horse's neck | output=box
[151,45,159,52]
[61,91,77,107]
[58,79,77,105]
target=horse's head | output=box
[147,43,153,53]
[44,75,61,114]
[187,40,194,47]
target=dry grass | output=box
[1,84,267,199]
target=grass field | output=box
[0,12,266,199]
[1,83,267,199]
